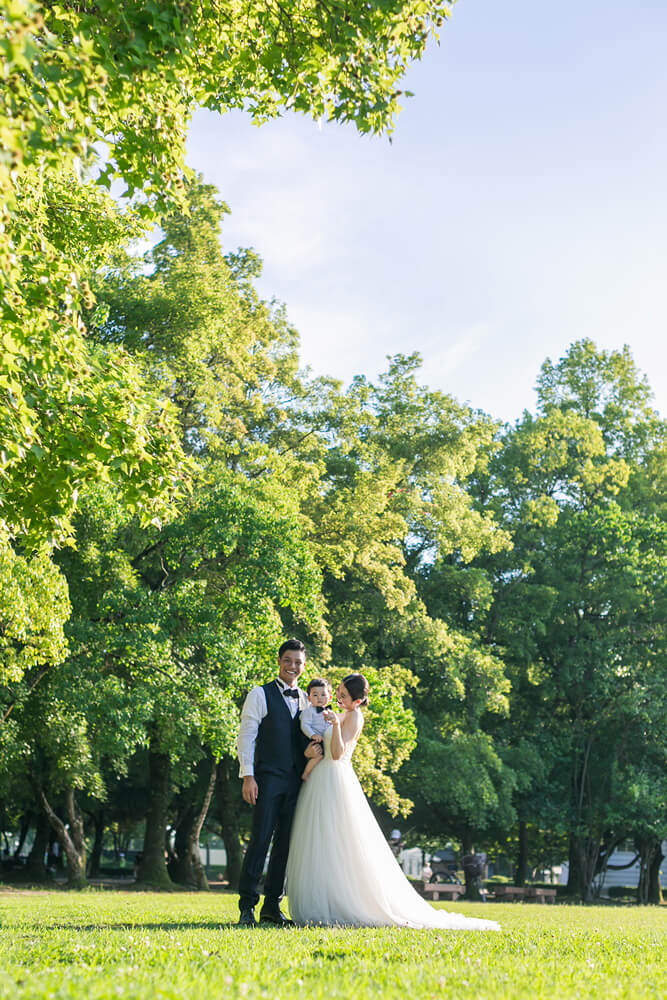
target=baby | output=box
[300,678,333,781]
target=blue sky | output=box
[186,0,667,423]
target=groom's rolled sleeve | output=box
[237,686,267,778]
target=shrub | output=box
[608,886,638,900]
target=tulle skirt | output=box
[286,756,500,930]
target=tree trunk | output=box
[566,834,582,896]
[0,809,7,856]
[637,837,660,905]
[647,843,664,905]
[171,803,197,886]
[37,786,87,888]
[573,834,600,902]
[87,809,106,878]
[516,819,528,887]
[217,757,243,889]
[24,811,50,881]
[186,759,217,891]
[460,829,484,901]
[137,745,172,887]
[65,788,86,869]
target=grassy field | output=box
[0,890,664,999]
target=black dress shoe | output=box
[259,906,294,926]
[238,908,257,927]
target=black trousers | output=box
[238,769,301,912]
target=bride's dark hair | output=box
[342,673,369,707]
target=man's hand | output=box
[311,734,323,743]
[242,776,259,805]
[304,742,323,759]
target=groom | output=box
[236,638,318,926]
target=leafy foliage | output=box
[2,0,456,545]
[472,341,667,896]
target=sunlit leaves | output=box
[3,0,457,548]
[0,526,69,691]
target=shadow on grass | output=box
[28,921,300,932]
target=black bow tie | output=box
[315,705,328,713]
[282,688,299,699]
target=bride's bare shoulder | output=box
[342,708,363,740]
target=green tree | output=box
[306,356,514,856]
[58,470,324,886]
[2,0,455,547]
[2,167,186,547]
[95,183,436,822]
[1,178,324,885]
[0,528,69,714]
[3,3,463,865]
[476,340,666,900]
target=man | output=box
[237,638,317,926]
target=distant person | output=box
[48,839,61,871]
[389,829,404,859]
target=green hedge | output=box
[607,886,638,900]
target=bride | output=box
[286,674,500,930]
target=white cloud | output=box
[420,323,492,381]
[185,1,667,423]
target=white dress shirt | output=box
[237,679,309,778]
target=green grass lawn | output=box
[0,890,664,999]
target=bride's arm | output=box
[329,711,363,760]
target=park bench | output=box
[524,887,557,904]
[421,883,466,902]
[492,884,526,902]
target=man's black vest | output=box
[255,681,303,779]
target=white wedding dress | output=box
[286,727,500,930]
